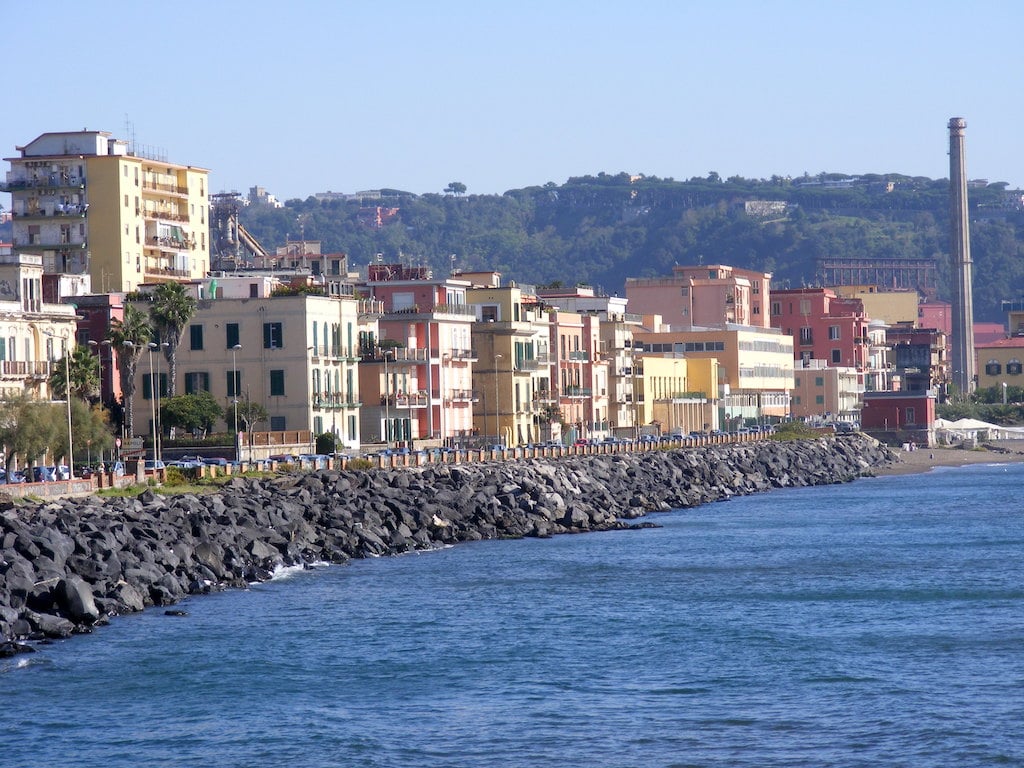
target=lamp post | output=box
[493,353,503,445]
[145,343,158,465]
[45,331,74,478]
[383,349,392,450]
[1002,381,1008,405]
[232,344,242,462]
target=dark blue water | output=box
[5,463,1024,767]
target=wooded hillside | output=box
[237,172,1024,323]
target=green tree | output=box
[108,303,152,438]
[160,392,224,437]
[48,344,101,402]
[235,397,268,433]
[149,281,197,398]
[444,181,467,196]
[71,400,115,465]
[0,395,62,473]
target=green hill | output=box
[237,173,1024,324]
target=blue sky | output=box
[3,0,1023,207]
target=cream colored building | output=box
[467,277,553,446]
[638,355,718,434]
[129,281,369,449]
[832,285,919,327]
[635,324,794,427]
[0,252,80,398]
[4,130,210,293]
[791,360,864,422]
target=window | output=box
[270,369,285,396]
[771,302,781,316]
[828,326,840,340]
[226,323,240,348]
[815,377,825,387]
[249,283,258,298]
[312,322,319,355]
[985,360,1002,376]
[905,407,916,425]
[815,395,825,405]
[831,349,842,364]
[184,372,210,394]
[227,369,241,397]
[799,327,813,344]
[190,325,203,351]
[1008,359,1023,375]
[263,322,283,349]
[142,373,168,399]
[481,305,499,322]
[270,416,285,431]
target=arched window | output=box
[1008,359,1023,375]
[985,359,1002,376]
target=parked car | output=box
[144,460,167,471]
[32,466,55,482]
[200,457,228,467]
[53,464,71,480]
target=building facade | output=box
[3,131,210,293]
[625,264,771,330]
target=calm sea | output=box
[4,463,1024,768]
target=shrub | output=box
[346,458,375,471]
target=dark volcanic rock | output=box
[0,434,894,644]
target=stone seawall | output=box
[0,435,893,650]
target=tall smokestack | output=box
[948,117,975,395]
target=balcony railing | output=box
[568,351,590,361]
[449,348,478,360]
[1,360,52,379]
[447,389,480,403]
[142,181,188,195]
[562,386,592,398]
[2,175,85,191]
[12,204,88,218]
[515,358,543,372]
[312,393,361,409]
[14,239,86,250]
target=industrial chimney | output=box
[948,117,975,395]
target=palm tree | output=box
[149,281,197,398]
[48,344,101,403]
[108,304,152,437]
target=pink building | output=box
[362,264,477,445]
[771,288,870,369]
[625,264,771,330]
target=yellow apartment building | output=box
[4,130,210,293]
[634,325,794,427]
[467,277,553,446]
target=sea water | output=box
[3,463,1024,767]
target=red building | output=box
[861,390,936,446]
[771,288,870,369]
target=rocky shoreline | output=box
[0,435,894,655]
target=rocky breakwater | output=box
[1,435,893,653]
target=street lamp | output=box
[45,331,74,479]
[231,344,242,461]
[143,343,158,465]
[493,353,503,445]
[383,349,393,450]
[1002,381,1008,404]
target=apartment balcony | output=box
[2,360,52,380]
[11,204,88,219]
[148,235,194,253]
[14,238,87,251]
[514,358,543,372]
[387,303,477,319]
[449,348,478,361]
[2,174,85,192]
[385,393,429,409]
[144,208,189,223]
[568,351,590,362]
[447,389,480,403]
[533,390,557,404]
[562,386,592,399]
[358,299,385,318]
[142,180,188,197]
[312,393,362,409]
[143,259,191,279]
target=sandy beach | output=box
[872,440,1024,476]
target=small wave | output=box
[269,561,330,581]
